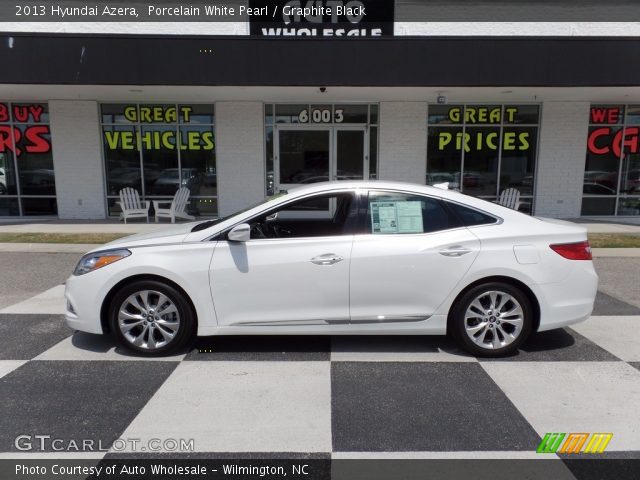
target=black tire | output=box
[109,280,196,356]
[450,282,533,357]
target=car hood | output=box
[92,223,199,252]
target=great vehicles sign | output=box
[248,0,394,37]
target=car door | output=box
[349,190,481,322]
[210,191,358,326]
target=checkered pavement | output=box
[1,285,640,465]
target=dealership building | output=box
[1,3,640,221]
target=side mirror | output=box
[228,223,251,242]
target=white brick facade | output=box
[215,102,265,217]
[49,100,106,219]
[378,102,428,183]
[534,102,590,218]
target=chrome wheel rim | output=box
[464,290,524,350]
[118,290,180,350]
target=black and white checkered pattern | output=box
[1,286,639,462]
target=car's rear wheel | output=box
[109,280,195,356]
[450,282,533,357]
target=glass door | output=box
[275,126,331,191]
[274,126,367,217]
[334,127,367,181]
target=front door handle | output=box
[439,246,473,257]
[310,253,344,265]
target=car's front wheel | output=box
[109,280,195,355]
[450,282,533,357]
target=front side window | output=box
[366,191,460,234]
[248,192,356,239]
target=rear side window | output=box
[366,191,460,234]
[445,201,498,227]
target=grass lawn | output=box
[0,233,127,244]
[587,233,640,248]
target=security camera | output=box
[437,95,447,104]
[319,87,327,93]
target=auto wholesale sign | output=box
[248,0,394,37]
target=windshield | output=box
[190,192,289,232]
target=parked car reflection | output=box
[19,169,56,195]
[152,168,202,196]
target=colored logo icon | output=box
[537,433,613,454]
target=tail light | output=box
[550,241,592,260]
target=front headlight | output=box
[73,249,131,276]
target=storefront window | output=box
[101,104,216,217]
[582,105,640,216]
[0,102,56,216]
[426,105,540,214]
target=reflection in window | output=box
[104,125,142,196]
[462,127,500,197]
[427,127,462,189]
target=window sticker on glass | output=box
[370,201,424,234]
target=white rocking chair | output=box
[497,188,521,210]
[117,187,150,223]
[153,187,195,223]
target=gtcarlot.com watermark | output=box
[15,434,195,452]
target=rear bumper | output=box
[534,261,598,332]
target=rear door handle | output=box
[310,253,344,265]
[439,246,472,257]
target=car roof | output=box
[284,180,526,218]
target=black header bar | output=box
[1,34,640,87]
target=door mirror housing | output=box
[228,223,251,242]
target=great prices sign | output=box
[0,103,51,156]
[587,106,639,157]
[433,106,534,152]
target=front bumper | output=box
[64,272,106,335]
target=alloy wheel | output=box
[463,290,524,350]
[117,289,181,350]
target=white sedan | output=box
[65,181,598,357]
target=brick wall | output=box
[215,102,265,217]
[534,102,590,218]
[378,102,428,183]
[49,100,106,219]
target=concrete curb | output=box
[592,248,640,258]
[1,243,640,257]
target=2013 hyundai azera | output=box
[65,181,598,357]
